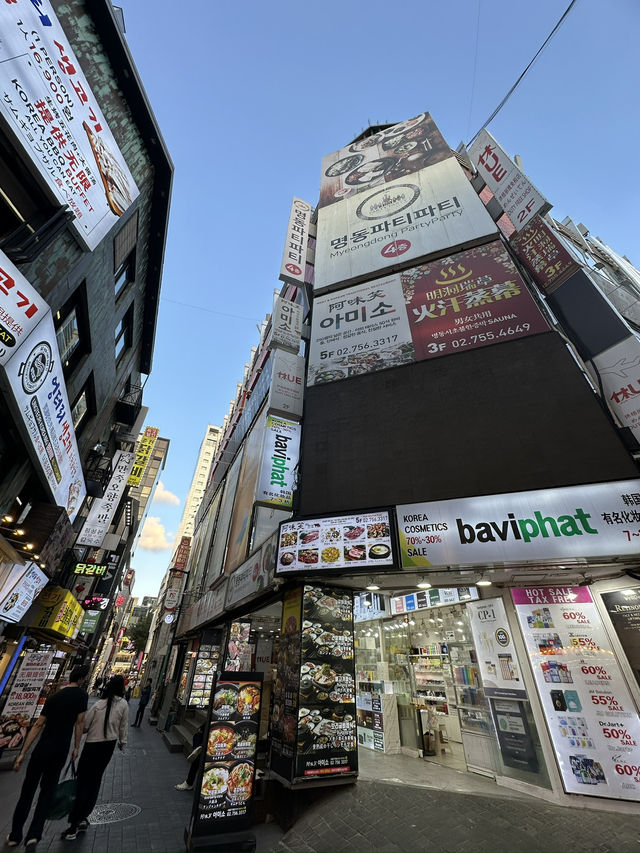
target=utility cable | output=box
[467,0,579,147]
[161,296,261,323]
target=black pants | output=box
[11,742,67,842]
[68,740,116,827]
[133,702,147,726]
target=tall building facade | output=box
[174,425,221,544]
[0,0,172,731]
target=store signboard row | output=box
[396,479,640,568]
[513,586,640,801]
[391,586,478,615]
[308,240,548,386]
[0,1,139,250]
[179,580,228,636]
[279,198,313,286]
[276,511,393,575]
[467,129,550,232]
[0,562,48,624]
[0,252,86,521]
[319,111,453,211]
[76,450,136,547]
[314,157,498,291]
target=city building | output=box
[173,425,221,545]
[0,0,172,735]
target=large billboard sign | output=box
[510,216,580,294]
[0,1,139,250]
[396,479,640,568]
[0,563,48,624]
[319,112,452,210]
[0,305,86,521]
[276,511,393,575]
[314,158,498,291]
[468,129,550,232]
[0,256,49,366]
[308,242,548,386]
[279,198,313,285]
[255,416,300,509]
[268,349,305,420]
[76,450,136,547]
[513,586,640,801]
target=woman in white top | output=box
[62,675,128,840]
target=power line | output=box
[467,0,579,147]
[161,297,261,323]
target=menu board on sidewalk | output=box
[188,629,221,709]
[276,511,394,574]
[513,587,640,801]
[271,588,303,782]
[189,672,263,839]
[295,584,357,779]
[0,650,54,751]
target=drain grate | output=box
[87,803,141,824]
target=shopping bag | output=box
[48,760,77,819]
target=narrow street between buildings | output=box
[1,700,640,853]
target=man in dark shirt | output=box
[132,679,152,727]
[7,664,89,849]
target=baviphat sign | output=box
[396,480,640,568]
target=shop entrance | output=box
[356,601,499,776]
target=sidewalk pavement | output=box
[1,701,640,852]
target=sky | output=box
[119,0,640,599]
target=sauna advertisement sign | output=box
[396,479,640,568]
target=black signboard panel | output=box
[295,584,357,780]
[270,587,302,782]
[489,698,539,772]
[188,672,263,841]
[602,589,640,687]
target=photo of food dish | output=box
[207,724,234,757]
[321,546,340,563]
[227,762,253,801]
[280,530,298,548]
[321,526,342,544]
[343,524,364,541]
[344,544,366,561]
[325,154,364,176]
[237,684,261,715]
[368,543,391,560]
[344,157,397,186]
[300,528,320,545]
[298,549,319,565]
[367,522,390,539]
[279,551,295,566]
[213,685,237,710]
[313,369,346,383]
[201,765,229,799]
[233,723,257,758]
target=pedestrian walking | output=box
[61,675,128,840]
[175,723,205,791]
[7,664,90,850]
[131,678,152,727]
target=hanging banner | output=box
[76,450,136,546]
[467,598,527,699]
[255,416,300,509]
[510,216,580,293]
[589,336,640,446]
[0,254,49,365]
[513,586,640,801]
[268,297,303,353]
[33,587,83,638]
[396,479,640,568]
[279,198,313,285]
[127,426,160,487]
[315,157,498,291]
[268,350,305,419]
[0,563,47,624]
[0,305,86,522]
[0,1,139,250]
[468,129,550,231]
[0,650,54,752]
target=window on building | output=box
[114,212,138,299]
[115,305,134,363]
[54,282,90,377]
[71,375,96,435]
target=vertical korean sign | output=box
[76,451,136,547]
[0,650,54,752]
[127,426,160,487]
[513,586,640,801]
[0,1,139,249]
[189,673,263,839]
[279,198,313,286]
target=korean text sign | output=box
[0,1,139,249]
[76,450,136,546]
[307,242,548,386]
[127,426,159,487]
[0,305,86,521]
[510,216,579,293]
[314,158,497,291]
[0,254,48,366]
[468,129,549,232]
[280,198,313,285]
[513,587,640,801]
[0,650,54,751]
[0,564,47,624]
[396,479,640,568]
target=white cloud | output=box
[139,516,173,551]
[153,481,180,505]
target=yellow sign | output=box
[127,426,159,487]
[35,587,84,639]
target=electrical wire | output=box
[161,296,261,323]
[466,0,482,141]
[467,0,579,147]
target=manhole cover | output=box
[87,803,141,824]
